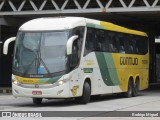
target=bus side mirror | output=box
[66,35,78,55]
[3,37,16,55]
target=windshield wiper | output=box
[39,58,51,75]
[37,47,52,76]
[23,52,51,76]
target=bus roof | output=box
[19,17,147,37]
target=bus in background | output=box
[3,17,149,104]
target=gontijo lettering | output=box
[120,57,138,65]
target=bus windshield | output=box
[13,31,70,77]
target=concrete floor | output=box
[0,84,160,120]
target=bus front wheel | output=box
[33,98,42,105]
[75,82,91,104]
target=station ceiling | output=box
[0,0,160,33]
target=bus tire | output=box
[132,80,139,97]
[123,80,133,98]
[75,82,91,104]
[33,98,42,105]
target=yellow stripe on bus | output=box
[15,76,39,84]
[100,21,147,37]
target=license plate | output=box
[32,91,42,95]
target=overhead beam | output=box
[8,0,17,11]
[0,0,160,16]
[73,0,81,9]
[18,0,26,11]
[0,0,5,11]
[0,7,160,16]
[39,0,47,11]
[29,0,38,11]
[51,0,59,10]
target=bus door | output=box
[79,57,96,95]
[82,54,102,95]
[69,39,81,96]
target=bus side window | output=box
[109,44,114,52]
[96,29,105,51]
[84,28,96,56]
[129,45,133,53]
[128,39,133,53]
[135,37,139,54]
[73,27,84,59]
[119,41,125,53]
[118,33,125,53]
[108,32,119,53]
[102,33,110,52]
[108,32,114,52]
[119,45,125,53]
[124,36,130,54]
[136,36,148,55]
[112,37,119,53]
[70,40,79,69]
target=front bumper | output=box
[12,82,71,98]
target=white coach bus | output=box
[3,17,149,104]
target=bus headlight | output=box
[57,80,66,86]
[54,75,72,86]
[13,80,18,85]
[55,79,68,86]
[12,75,17,85]
[12,79,20,85]
[12,76,20,85]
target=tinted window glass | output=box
[84,28,97,56]
[70,27,85,70]
[84,27,148,55]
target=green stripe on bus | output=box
[104,53,120,85]
[95,52,120,86]
[86,23,104,29]
[95,52,114,86]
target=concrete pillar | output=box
[0,17,20,87]
[147,29,156,83]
